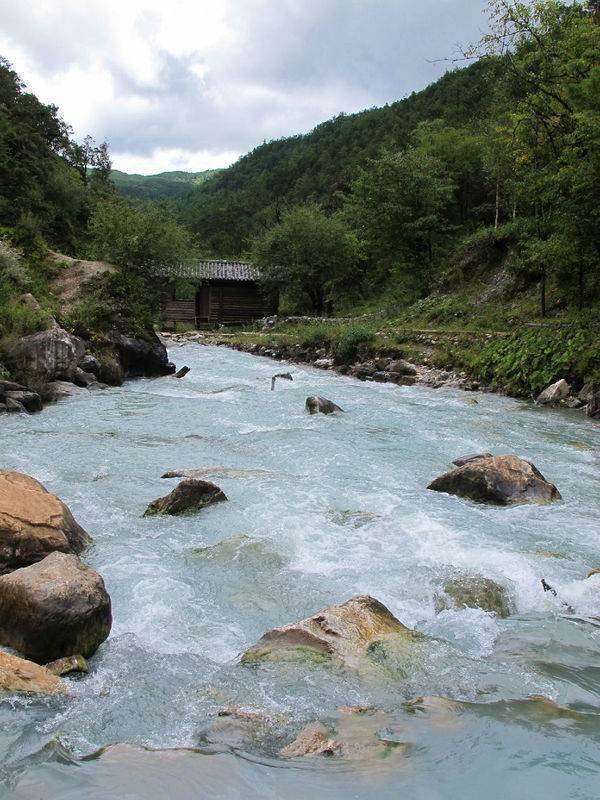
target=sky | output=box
[0,0,489,175]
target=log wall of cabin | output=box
[161,280,272,327]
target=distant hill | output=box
[179,59,497,255]
[111,169,221,200]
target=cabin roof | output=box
[154,260,259,282]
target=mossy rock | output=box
[437,575,514,618]
[439,575,514,617]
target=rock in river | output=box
[535,379,570,406]
[144,479,227,516]
[428,455,561,505]
[0,552,112,663]
[0,651,65,695]
[0,471,91,573]
[241,595,415,668]
[437,575,514,618]
[305,395,344,415]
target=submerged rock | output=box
[536,379,570,406]
[0,471,91,573]
[144,479,227,516]
[44,654,89,676]
[279,722,340,758]
[305,395,344,415]
[437,575,514,618]
[0,552,112,663]
[587,567,600,578]
[329,509,378,528]
[280,710,408,761]
[428,455,561,505]
[241,595,415,668]
[161,467,273,480]
[0,651,65,695]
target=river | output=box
[1,343,599,799]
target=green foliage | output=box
[88,196,193,268]
[0,299,51,339]
[332,324,376,364]
[344,148,454,292]
[472,328,599,396]
[180,58,497,255]
[252,204,361,314]
[0,238,29,292]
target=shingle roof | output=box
[154,260,259,282]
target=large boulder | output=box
[241,595,414,668]
[437,575,514,618]
[535,379,570,406]
[305,396,344,415]
[0,651,65,695]
[7,324,85,392]
[0,471,91,573]
[0,552,112,663]
[107,331,175,378]
[144,479,227,516]
[428,455,561,505]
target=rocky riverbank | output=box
[160,329,599,419]
[0,324,176,415]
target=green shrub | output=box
[0,238,30,291]
[333,324,376,364]
[473,328,599,397]
[0,299,51,339]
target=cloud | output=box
[0,0,489,173]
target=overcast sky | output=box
[0,0,489,175]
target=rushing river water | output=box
[1,343,600,799]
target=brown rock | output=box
[428,455,561,505]
[241,595,414,667]
[144,479,227,516]
[0,650,65,695]
[0,552,112,663]
[44,654,89,676]
[0,471,91,573]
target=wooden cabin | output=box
[158,260,274,328]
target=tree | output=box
[89,197,193,269]
[473,0,600,314]
[252,204,361,314]
[344,148,454,292]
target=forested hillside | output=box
[111,169,220,200]
[179,58,496,257]
[181,0,600,325]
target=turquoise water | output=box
[1,343,599,799]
